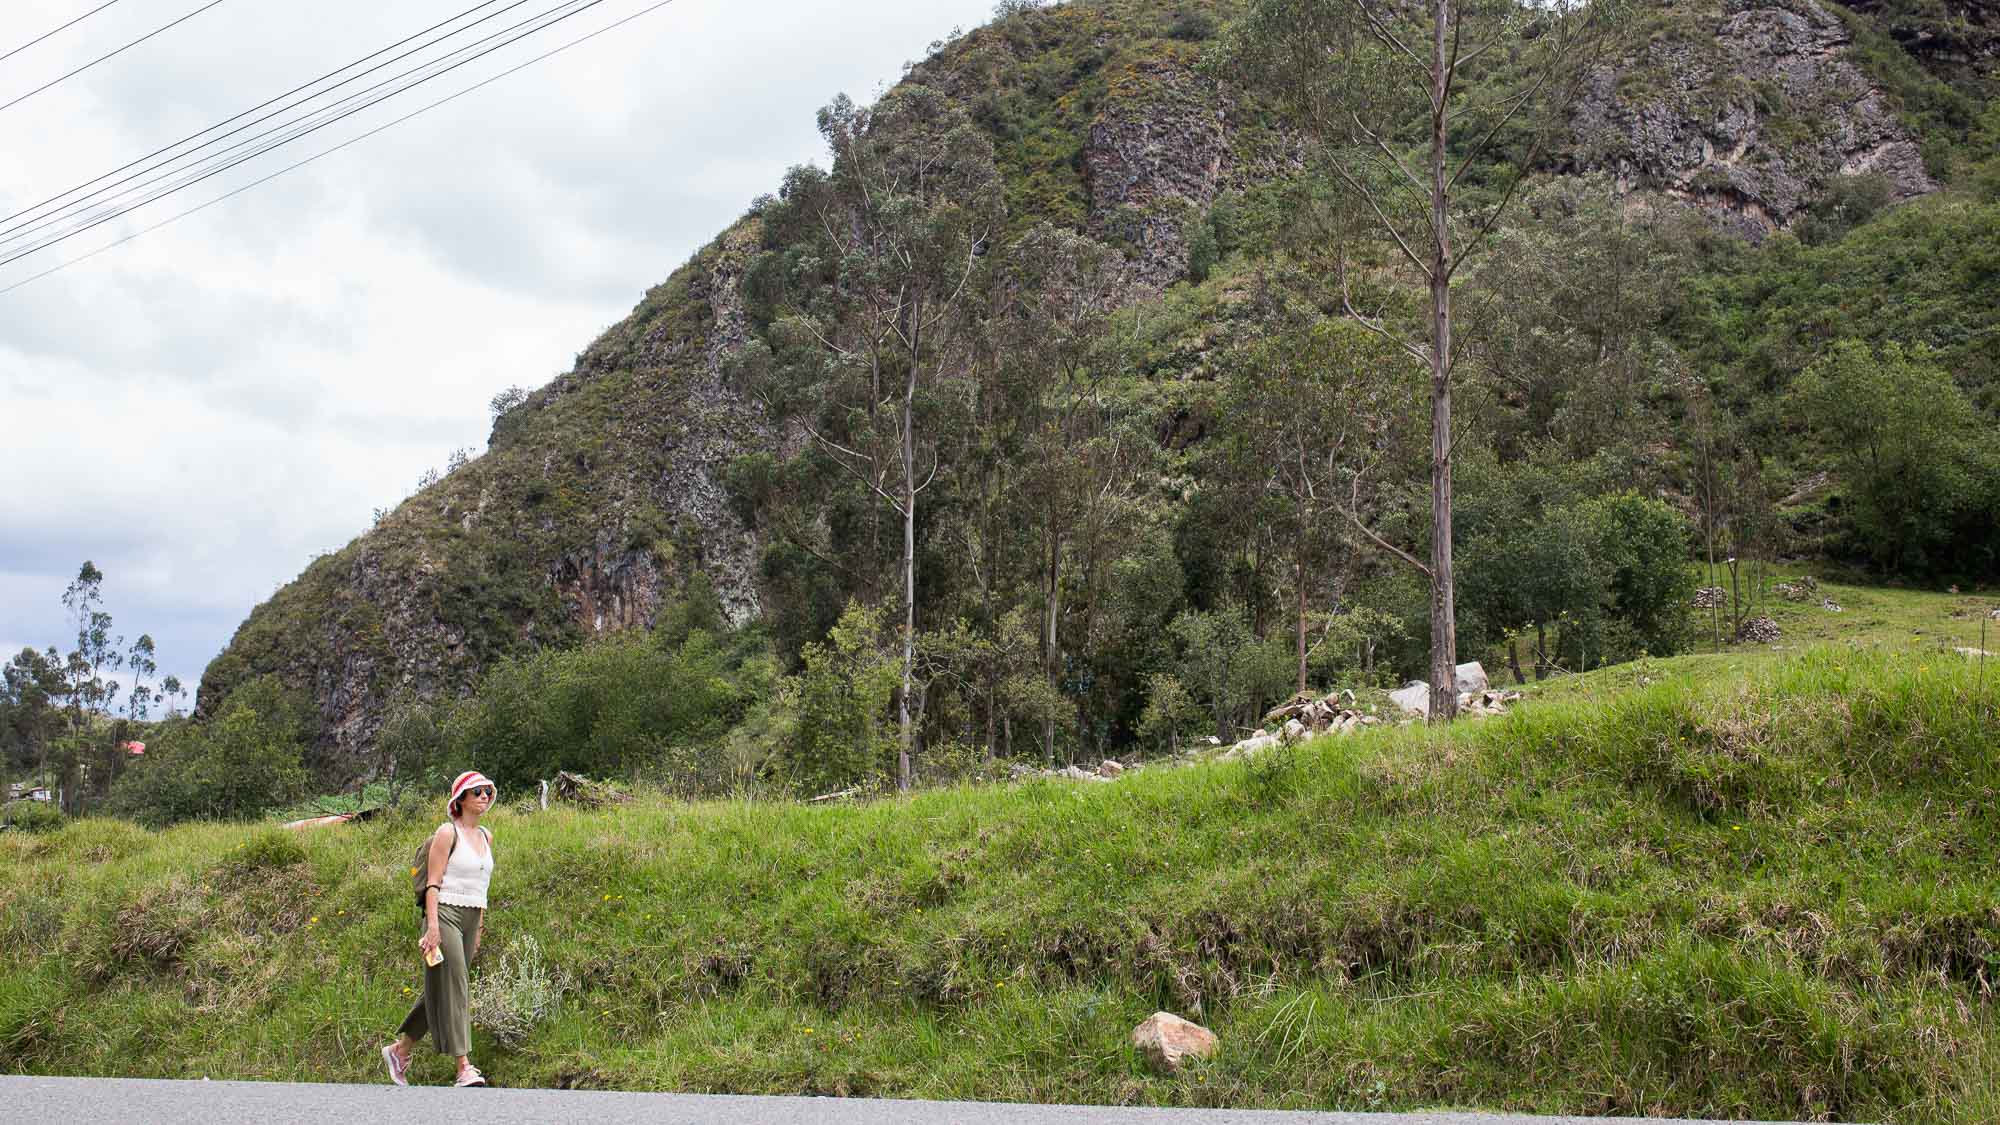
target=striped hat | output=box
[446,770,497,813]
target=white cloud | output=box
[0,0,1001,688]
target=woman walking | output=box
[383,771,497,1088]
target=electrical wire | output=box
[0,0,542,248]
[0,0,601,262]
[0,0,226,115]
[0,0,526,239]
[0,0,126,67]
[0,0,615,268]
[0,0,684,297]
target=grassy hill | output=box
[6,642,1997,1122]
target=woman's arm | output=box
[418,824,452,954]
[472,827,492,959]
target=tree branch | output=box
[1341,460,1431,580]
[799,419,911,516]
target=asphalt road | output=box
[0,1076,1828,1125]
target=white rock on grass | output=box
[1388,682,1430,717]
[1131,1011,1217,1074]
[1455,661,1488,695]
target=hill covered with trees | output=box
[135,0,2000,799]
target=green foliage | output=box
[1,800,63,834]
[1586,492,1700,659]
[1136,672,1204,754]
[1796,341,2000,577]
[216,830,308,876]
[771,603,900,796]
[109,678,312,827]
[1461,489,1696,671]
[375,691,453,800]
[1676,192,2000,414]
[455,628,747,793]
[1167,604,1291,742]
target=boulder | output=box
[1131,1011,1217,1074]
[1454,661,1488,695]
[1098,759,1125,778]
[1282,718,1307,741]
[1389,682,1430,717]
[1221,733,1280,760]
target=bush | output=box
[1799,341,2000,578]
[456,628,746,792]
[469,934,573,1047]
[1461,492,1697,670]
[770,602,899,796]
[1,800,63,834]
[108,677,311,826]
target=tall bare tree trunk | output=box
[1042,529,1060,763]
[1295,552,1309,696]
[897,355,917,794]
[1425,0,1460,723]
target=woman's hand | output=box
[419,924,442,957]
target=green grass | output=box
[5,647,1999,1120]
[1498,566,1999,709]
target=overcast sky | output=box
[0,0,1000,700]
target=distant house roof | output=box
[122,741,145,755]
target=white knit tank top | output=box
[436,824,494,909]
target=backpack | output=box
[408,823,492,912]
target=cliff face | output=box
[198,224,780,773]
[200,0,1969,775]
[1571,0,1938,237]
[1838,0,2000,90]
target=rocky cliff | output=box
[1571,0,1938,237]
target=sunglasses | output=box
[464,787,495,799]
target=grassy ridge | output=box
[4,649,1998,1121]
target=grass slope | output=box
[5,649,1999,1122]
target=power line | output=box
[0,0,227,115]
[0,0,126,67]
[0,0,685,297]
[0,0,526,239]
[0,0,616,268]
[0,0,606,264]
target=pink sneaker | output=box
[381,1043,409,1087]
[454,1064,488,1087]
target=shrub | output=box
[1,800,63,834]
[108,677,311,826]
[469,935,574,1047]
[770,601,899,796]
[1798,341,2000,578]
[456,628,746,792]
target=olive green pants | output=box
[397,902,481,1056]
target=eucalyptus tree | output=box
[1226,0,1618,718]
[777,86,1005,790]
[998,222,1124,760]
[1228,316,1407,694]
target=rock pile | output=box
[1692,586,1727,609]
[1737,614,1782,643]
[1261,688,1368,734]
[1774,576,1820,601]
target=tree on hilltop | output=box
[1225,0,1620,719]
[772,86,1006,790]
